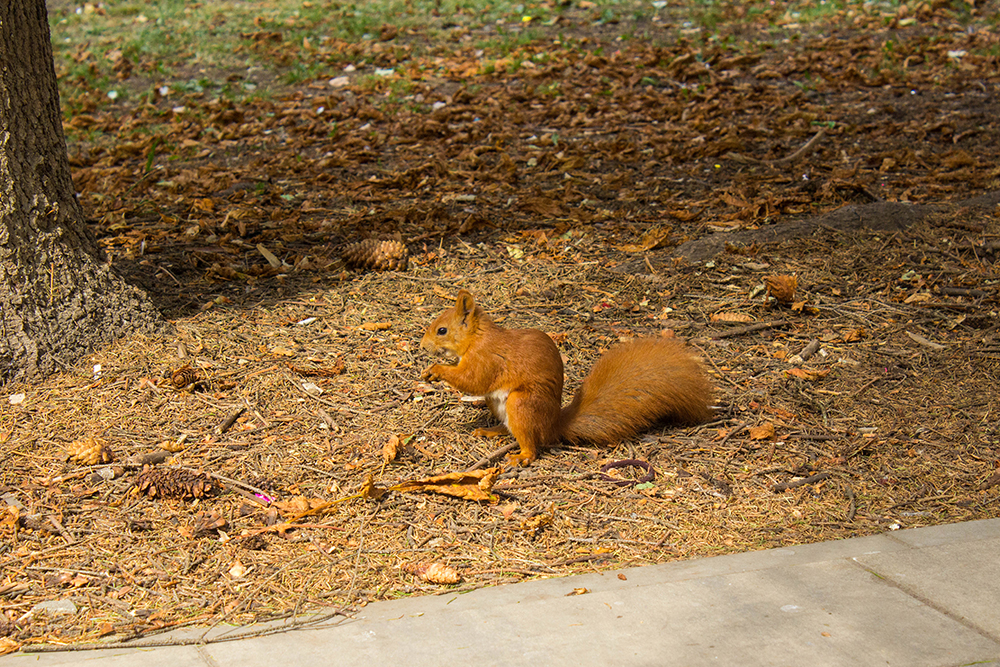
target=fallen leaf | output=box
[256,243,281,268]
[519,514,552,531]
[159,439,186,453]
[786,367,831,381]
[273,496,327,515]
[904,291,931,304]
[383,433,403,462]
[620,225,670,252]
[358,321,392,331]
[392,468,498,502]
[498,502,518,519]
[65,437,114,466]
[841,328,866,342]
[360,474,388,501]
[764,274,798,304]
[749,422,776,440]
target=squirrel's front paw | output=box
[421,365,442,382]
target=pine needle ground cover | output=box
[1,0,998,653]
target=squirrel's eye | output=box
[437,327,447,336]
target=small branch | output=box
[215,407,246,435]
[937,286,987,299]
[466,443,518,471]
[772,472,831,492]
[788,339,820,365]
[726,128,827,166]
[905,331,946,351]
[841,482,857,522]
[711,320,789,339]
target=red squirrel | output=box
[420,290,712,465]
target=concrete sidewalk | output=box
[8,518,1000,667]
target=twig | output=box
[905,331,946,351]
[726,128,827,166]
[466,442,518,471]
[718,422,748,448]
[841,482,857,522]
[711,320,789,339]
[46,515,76,545]
[198,470,272,501]
[788,339,821,364]
[689,342,742,390]
[772,472,831,492]
[215,407,246,435]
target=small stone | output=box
[31,599,78,616]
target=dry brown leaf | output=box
[764,274,798,304]
[65,437,114,466]
[383,434,402,463]
[159,439,186,453]
[498,502,518,519]
[392,468,498,502]
[190,509,228,537]
[401,561,461,584]
[748,422,776,441]
[382,433,414,463]
[840,328,866,342]
[762,405,798,421]
[787,367,831,381]
[273,496,327,515]
[566,587,590,596]
[720,191,750,208]
[519,514,553,531]
[620,226,670,252]
[360,474,388,501]
[358,321,392,331]
[0,505,18,536]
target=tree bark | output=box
[0,1,163,384]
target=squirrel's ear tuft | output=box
[456,290,476,315]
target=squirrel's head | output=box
[420,289,483,359]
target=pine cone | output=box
[401,561,461,584]
[134,467,220,500]
[342,238,409,271]
[170,365,200,389]
[65,437,114,466]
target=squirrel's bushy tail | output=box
[559,338,712,445]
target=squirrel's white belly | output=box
[486,389,510,427]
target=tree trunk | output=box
[0,1,163,384]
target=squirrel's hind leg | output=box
[503,390,560,466]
